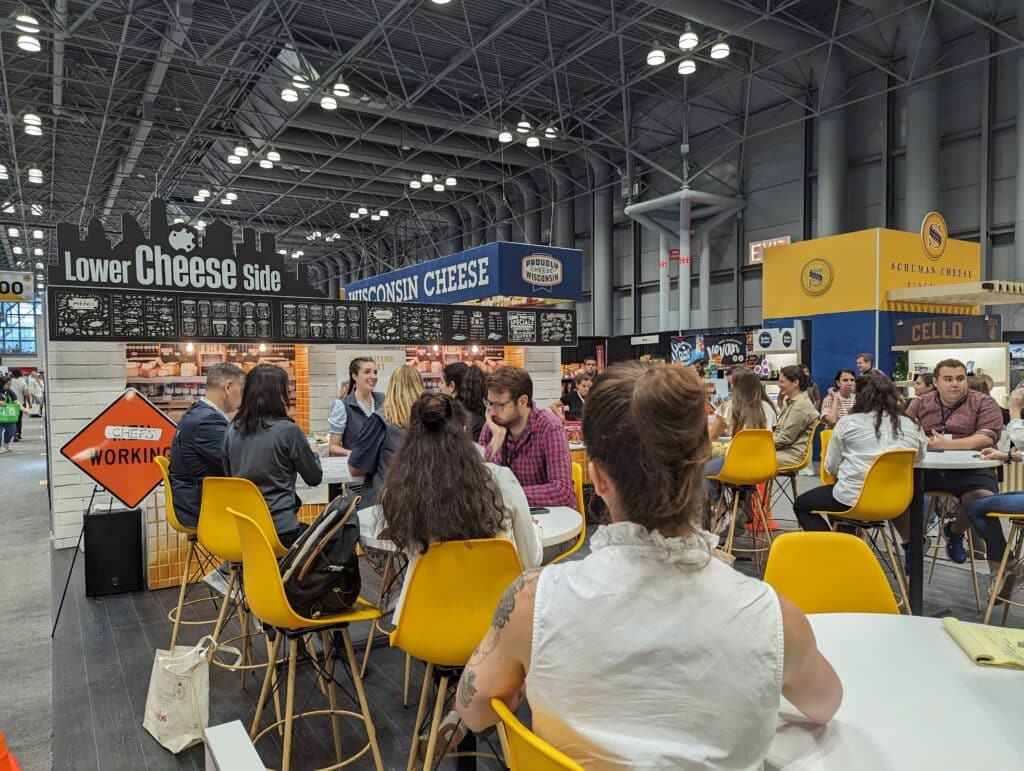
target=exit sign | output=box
[748,236,792,265]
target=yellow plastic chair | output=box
[771,419,819,508]
[198,477,289,683]
[816,449,916,613]
[231,507,384,771]
[705,429,779,569]
[154,456,218,648]
[391,539,524,770]
[818,429,837,486]
[491,698,584,771]
[549,462,587,564]
[764,532,900,614]
[982,513,1024,626]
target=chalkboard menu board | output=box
[48,286,574,347]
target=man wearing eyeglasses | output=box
[479,366,578,510]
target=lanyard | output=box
[938,395,967,434]
[502,423,534,465]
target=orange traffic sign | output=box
[60,388,178,508]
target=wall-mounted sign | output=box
[345,241,583,304]
[753,327,797,352]
[920,211,948,261]
[630,334,659,345]
[0,270,33,302]
[60,388,177,508]
[748,236,792,265]
[46,200,575,346]
[670,336,695,364]
[703,334,747,366]
[893,314,1000,347]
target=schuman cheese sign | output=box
[60,388,177,508]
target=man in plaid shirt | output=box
[479,366,579,510]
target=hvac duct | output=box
[553,163,576,248]
[439,207,464,254]
[464,201,486,247]
[659,233,670,330]
[518,176,542,244]
[490,193,513,242]
[590,157,615,337]
[635,1,847,235]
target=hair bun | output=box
[418,393,451,431]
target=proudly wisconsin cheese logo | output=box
[522,254,562,287]
[800,258,834,296]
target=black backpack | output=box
[280,491,362,618]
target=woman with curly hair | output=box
[442,361,488,441]
[348,364,423,509]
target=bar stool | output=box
[491,698,584,771]
[231,507,384,771]
[822,449,915,613]
[392,539,523,770]
[769,420,820,510]
[153,456,219,648]
[705,429,779,572]
[926,492,982,611]
[982,512,1024,625]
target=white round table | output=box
[356,504,583,553]
[767,613,1023,769]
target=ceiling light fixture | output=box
[646,44,666,66]
[410,179,421,189]
[678,23,699,51]
[516,116,531,134]
[234,145,249,157]
[227,154,241,165]
[526,135,540,148]
[12,246,23,255]
[349,212,359,219]
[35,261,43,269]
[678,59,696,75]
[33,248,43,256]
[266,150,281,162]
[2,203,15,214]
[24,124,42,136]
[15,13,39,33]
[357,206,368,215]
[430,0,452,4]
[544,126,557,139]
[432,183,445,192]
[420,173,434,183]
[371,214,380,221]
[32,229,43,239]
[498,128,513,143]
[292,74,310,90]
[195,220,206,230]
[333,81,350,98]
[278,249,287,255]
[379,209,389,217]
[193,195,204,202]
[281,87,298,102]
[7,227,19,237]
[225,192,238,201]
[445,176,457,186]
[220,198,232,205]
[259,159,273,169]
[30,204,42,215]
[23,112,41,126]
[320,95,338,110]
[710,40,730,59]
[17,34,40,53]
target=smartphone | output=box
[926,447,945,453]
[529,507,550,515]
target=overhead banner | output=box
[47,200,575,346]
[892,314,1001,347]
[0,270,34,302]
[344,241,584,304]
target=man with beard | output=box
[480,366,578,509]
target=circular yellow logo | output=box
[921,211,947,260]
[800,258,834,296]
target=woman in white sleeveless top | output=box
[455,362,842,769]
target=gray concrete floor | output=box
[0,414,53,770]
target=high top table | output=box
[908,450,1000,614]
[767,613,1022,768]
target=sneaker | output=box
[418,711,467,765]
[12,435,20,442]
[203,568,231,596]
[943,523,968,564]
[0,446,9,454]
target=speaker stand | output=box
[51,485,100,639]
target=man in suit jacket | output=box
[168,363,245,527]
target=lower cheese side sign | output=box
[60,388,178,508]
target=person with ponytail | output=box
[441,361,488,441]
[328,356,384,457]
[454,362,842,767]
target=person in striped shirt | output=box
[820,368,857,427]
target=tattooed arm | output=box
[455,568,540,733]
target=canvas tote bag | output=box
[143,635,240,753]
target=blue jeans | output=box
[966,493,1024,563]
[704,456,726,501]
[0,422,15,445]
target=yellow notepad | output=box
[942,617,1024,669]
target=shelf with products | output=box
[404,344,520,391]
[891,342,1010,404]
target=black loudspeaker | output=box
[84,507,144,597]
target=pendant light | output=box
[710,40,730,59]
[678,23,699,51]
[646,44,666,66]
[678,59,696,75]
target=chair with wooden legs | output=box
[818,449,915,614]
[490,698,584,771]
[705,429,779,571]
[199,477,293,688]
[764,532,900,615]
[153,456,219,648]
[982,513,1024,626]
[392,539,524,771]
[769,420,820,511]
[548,462,587,565]
[231,508,384,771]
[926,492,981,611]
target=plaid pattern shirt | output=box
[906,390,1003,442]
[480,405,578,510]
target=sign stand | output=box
[51,484,101,638]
